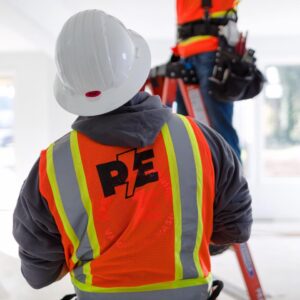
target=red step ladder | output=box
[145,61,265,300]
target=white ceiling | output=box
[0,0,300,54]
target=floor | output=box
[1,217,300,300]
[212,221,300,300]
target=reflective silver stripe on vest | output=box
[53,134,93,281]
[75,284,208,300]
[168,115,200,279]
[73,265,86,284]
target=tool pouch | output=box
[209,36,265,102]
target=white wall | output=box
[0,52,75,190]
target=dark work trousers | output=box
[176,51,241,159]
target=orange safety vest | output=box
[39,114,215,300]
[176,0,238,58]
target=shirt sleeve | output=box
[196,121,253,245]
[13,159,65,289]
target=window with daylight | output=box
[263,65,300,177]
[0,77,15,169]
[0,77,15,211]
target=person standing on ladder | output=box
[13,9,252,300]
[174,0,241,158]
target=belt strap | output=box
[177,21,221,41]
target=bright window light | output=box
[265,66,280,84]
[265,83,283,99]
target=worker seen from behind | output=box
[174,0,242,158]
[13,10,252,300]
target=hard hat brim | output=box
[54,30,151,116]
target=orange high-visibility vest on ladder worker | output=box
[176,0,239,58]
[39,114,215,300]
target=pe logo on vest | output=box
[97,148,159,198]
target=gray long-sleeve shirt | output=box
[13,92,252,289]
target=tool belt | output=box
[176,12,265,102]
[177,19,226,41]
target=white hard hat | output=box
[54,10,151,116]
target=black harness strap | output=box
[201,0,212,8]
[201,0,212,20]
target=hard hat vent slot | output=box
[85,90,101,97]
